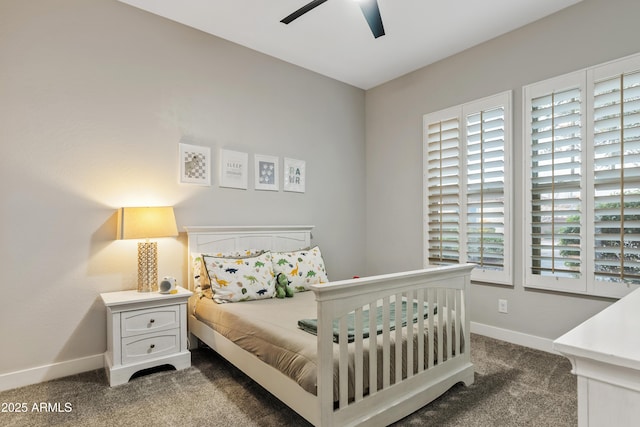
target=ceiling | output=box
[118,0,582,90]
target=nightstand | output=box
[100,287,192,386]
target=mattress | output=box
[191,291,456,398]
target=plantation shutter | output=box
[424,91,512,284]
[466,107,506,271]
[529,87,583,279]
[592,70,640,285]
[525,53,640,297]
[425,114,461,265]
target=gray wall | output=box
[3,0,636,381]
[0,0,365,376]
[365,0,640,340]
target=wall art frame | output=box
[179,143,211,186]
[284,157,306,193]
[219,149,249,190]
[254,154,279,191]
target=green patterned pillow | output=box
[202,252,275,303]
[272,246,328,292]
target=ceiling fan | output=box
[280,0,385,39]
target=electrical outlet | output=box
[498,299,508,314]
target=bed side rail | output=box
[310,263,475,426]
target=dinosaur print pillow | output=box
[202,252,275,303]
[272,246,329,293]
[192,249,265,292]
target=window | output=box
[524,72,586,293]
[524,53,640,298]
[424,91,512,285]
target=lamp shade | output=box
[116,207,178,240]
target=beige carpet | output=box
[0,334,576,427]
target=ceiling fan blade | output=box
[358,0,385,38]
[281,0,329,24]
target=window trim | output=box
[523,52,640,298]
[523,71,587,294]
[424,90,513,286]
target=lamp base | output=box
[137,241,158,292]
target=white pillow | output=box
[272,246,329,292]
[202,252,276,303]
[192,249,265,291]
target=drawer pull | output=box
[150,344,155,349]
[149,319,155,324]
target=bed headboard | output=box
[184,225,314,290]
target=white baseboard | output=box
[471,322,556,354]
[0,353,104,392]
[0,326,556,393]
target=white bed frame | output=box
[185,225,474,426]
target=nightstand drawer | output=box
[121,306,180,337]
[121,330,179,365]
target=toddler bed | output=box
[186,225,474,426]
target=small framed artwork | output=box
[220,149,249,189]
[284,157,306,193]
[179,143,211,186]
[254,154,279,191]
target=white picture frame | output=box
[179,143,211,186]
[254,154,279,191]
[283,157,305,193]
[219,149,248,189]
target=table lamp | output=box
[116,206,178,292]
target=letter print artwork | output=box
[284,157,305,193]
[220,149,249,189]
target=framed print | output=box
[254,154,279,191]
[284,157,305,193]
[179,143,211,186]
[220,149,248,189]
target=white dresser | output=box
[553,288,640,427]
[100,287,192,386]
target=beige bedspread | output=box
[191,292,455,398]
